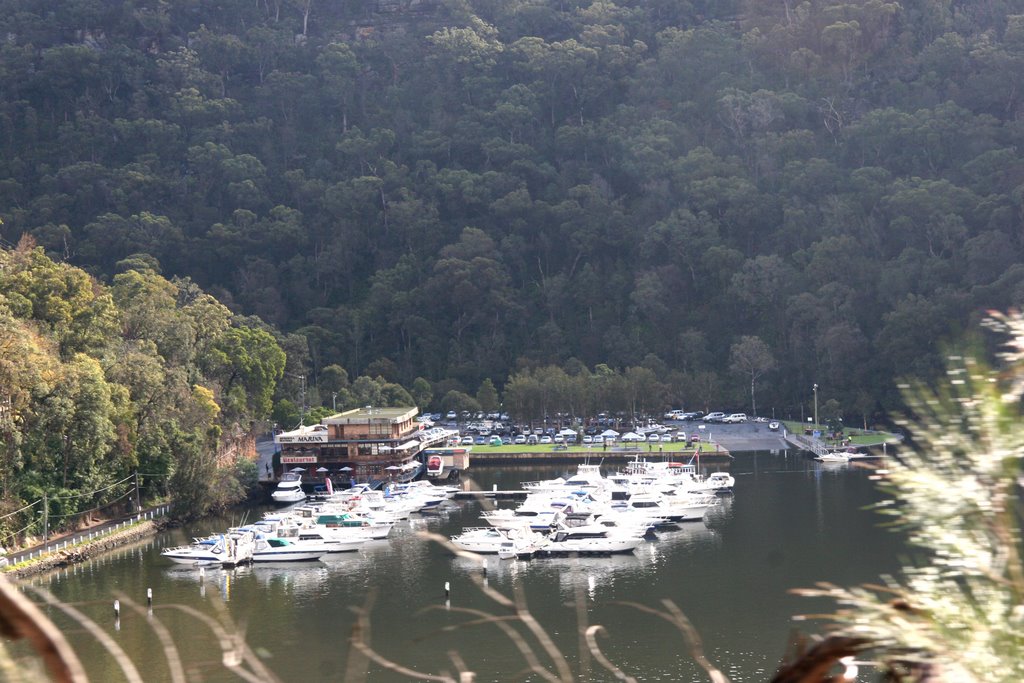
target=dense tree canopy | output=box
[0,240,285,528]
[3,0,1024,425]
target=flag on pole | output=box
[326,475,334,496]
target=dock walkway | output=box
[467,447,731,465]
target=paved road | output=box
[666,420,792,453]
[256,437,277,482]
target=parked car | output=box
[722,413,747,423]
[690,433,701,443]
[446,411,458,420]
[681,411,705,421]
[514,434,527,445]
[488,436,503,446]
[768,421,780,431]
[646,433,660,442]
[460,435,474,445]
[703,412,726,423]
[474,435,487,445]
[527,435,539,445]
[539,435,552,444]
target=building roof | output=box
[322,406,418,425]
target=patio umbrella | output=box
[339,466,353,472]
[290,467,306,472]
[316,467,329,473]
[385,465,401,471]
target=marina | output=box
[14,453,911,682]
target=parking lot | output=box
[667,420,792,453]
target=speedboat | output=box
[816,450,853,463]
[161,537,223,565]
[271,472,306,505]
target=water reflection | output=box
[11,454,910,683]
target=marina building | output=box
[273,407,452,483]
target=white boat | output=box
[451,526,545,555]
[271,471,307,505]
[704,471,735,493]
[608,492,717,523]
[816,450,853,462]
[522,464,605,494]
[481,495,581,531]
[252,537,328,562]
[538,523,645,556]
[161,537,223,565]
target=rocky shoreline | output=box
[4,521,162,580]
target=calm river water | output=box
[18,453,911,682]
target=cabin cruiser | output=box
[481,495,586,531]
[271,471,307,505]
[451,526,545,555]
[522,464,606,494]
[251,537,328,562]
[609,492,718,523]
[537,523,645,556]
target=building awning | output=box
[381,440,420,452]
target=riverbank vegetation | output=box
[0,240,284,546]
[4,0,1024,427]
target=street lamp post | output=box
[332,392,338,412]
[813,384,819,428]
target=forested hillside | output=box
[3,0,1024,422]
[0,239,285,534]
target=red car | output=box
[690,433,701,443]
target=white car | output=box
[768,421,780,431]
[722,413,747,423]
[539,435,552,444]
[646,433,660,442]
[703,412,726,423]
[460,435,474,445]
[514,434,527,444]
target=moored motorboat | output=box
[252,537,328,562]
[161,537,223,565]
[271,471,307,505]
[536,523,645,556]
[451,525,545,555]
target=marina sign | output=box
[275,433,329,444]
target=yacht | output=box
[271,471,307,505]
[451,526,545,555]
[538,523,646,556]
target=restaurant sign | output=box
[281,455,319,464]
